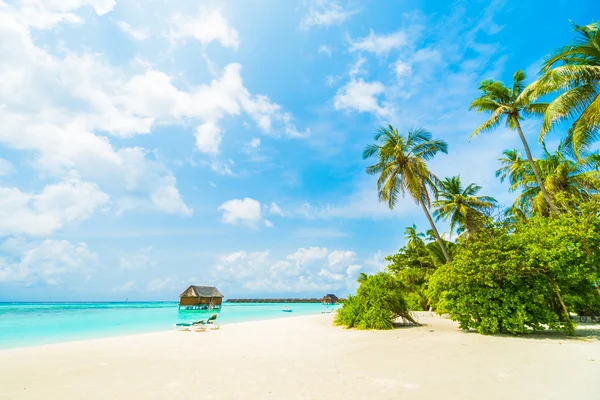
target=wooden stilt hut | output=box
[321,294,339,305]
[178,285,223,310]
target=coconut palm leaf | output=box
[363,125,452,263]
[470,70,559,213]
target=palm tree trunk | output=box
[514,120,559,214]
[419,201,451,263]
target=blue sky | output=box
[0,0,596,301]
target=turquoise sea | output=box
[0,302,338,349]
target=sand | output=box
[1,313,599,400]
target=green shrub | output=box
[334,272,416,329]
[429,208,600,336]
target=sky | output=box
[0,0,597,301]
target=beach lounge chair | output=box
[321,308,335,314]
[206,313,220,330]
[174,319,206,331]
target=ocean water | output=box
[0,302,339,349]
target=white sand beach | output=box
[1,313,599,400]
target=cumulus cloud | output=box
[213,247,367,295]
[334,79,391,117]
[301,0,359,29]
[195,122,223,154]
[218,198,272,228]
[0,1,304,222]
[0,175,109,236]
[0,239,99,285]
[169,7,240,50]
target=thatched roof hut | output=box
[179,285,223,308]
[322,294,339,304]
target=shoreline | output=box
[0,313,325,353]
[1,313,599,399]
[0,302,337,351]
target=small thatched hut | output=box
[322,294,339,305]
[178,285,223,310]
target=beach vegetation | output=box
[352,20,600,336]
[428,198,600,335]
[334,272,417,330]
[363,126,452,263]
[522,22,600,159]
[470,70,558,213]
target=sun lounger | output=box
[206,313,220,330]
[321,308,336,314]
[174,319,206,331]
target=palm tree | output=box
[496,149,527,185]
[521,22,600,159]
[433,176,497,235]
[470,70,559,213]
[363,125,452,263]
[498,144,600,215]
[404,224,425,249]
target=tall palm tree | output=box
[470,70,559,213]
[521,22,600,159]
[404,224,425,249]
[433,176,497,235]
[363,125,452,263]
[497,144,600,215]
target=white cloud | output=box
[247,138,261,149]
[0,3,303,219]
[318,45,332,56]
[113,281,135,292]
[0,175,109,236]
[195,122,222,154]
[334,79,391,116]
[301,0,359,29]
[169,7,239,50]
[287,247,329,266]
[0,239,99,285]
[115,20,149,41]
[348,55,366,77]
[213,247,366,295]
[269,178,419,220]
[218,198,271,228]
[120,246,154,270]
[393,59,412,79]
[349,29,409,55]
[0,158,15,176]
[269,202,284,216]
[8,0,115,30]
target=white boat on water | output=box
[282,306,292,312]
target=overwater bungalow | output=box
[321,294,339,305]
[178,285,223,310]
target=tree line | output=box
[335,22,600,335]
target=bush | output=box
[429,208,600,336]
[334,272,417,329]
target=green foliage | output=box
[433,175,497,235]
[497,143,600,216]
[522,21,600,158]
[334,272,416,330]
[429,202,600,335]
[363,125,452,263]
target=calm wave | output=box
[0,302,337,349]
